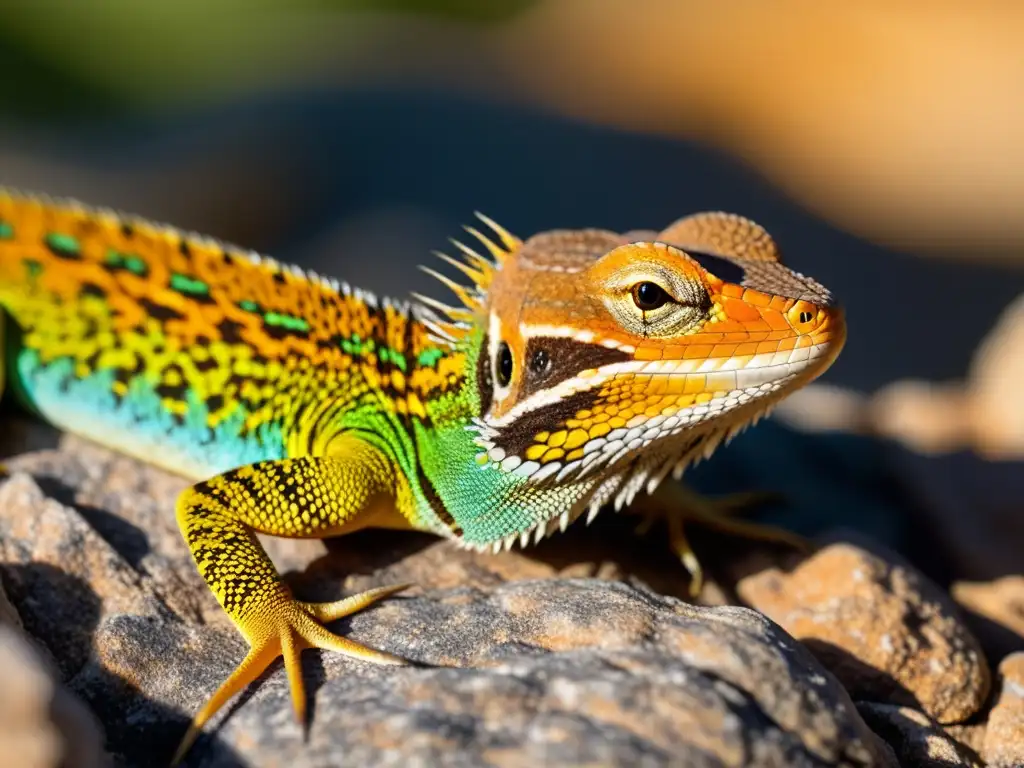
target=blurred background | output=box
[1,1,1022,586]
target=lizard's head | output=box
[418,212,844,541]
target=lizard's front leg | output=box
[631,483,808,598]
[172,438,412,764]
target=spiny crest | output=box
[0,186,372,303]
[412,212,519,345]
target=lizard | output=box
[0,188,845,763]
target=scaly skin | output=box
[0,189,845,762]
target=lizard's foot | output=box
[633,484,808,598]
[172,583,410,765]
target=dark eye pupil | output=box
[497,342,514,386]
[799,311,814,323]
[633,281,668,311]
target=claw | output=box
[171,584,411,766]
[631,484,803,598]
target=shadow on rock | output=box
[68,614,250,768]
[803,638,925,711]
[0,563,102,679]
[33,474,153,570]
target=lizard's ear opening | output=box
[658,212,783,264]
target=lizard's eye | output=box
[631,281,671,311]
[496,341,514,387]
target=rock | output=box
[984,653,1024,768]
[856,703,983,767]
[737,542,990,723]
[964,292,1024,459]
[0,417,901,766]
[867,379,971,455]
[0,625,105,768]
[70,581,895,767]
[0,472,166,678]
[942,722,988,759]
[953,576,1024,660]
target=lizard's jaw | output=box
[470,321,845,487]
[457,316,845,553]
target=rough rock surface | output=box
[984,653,1024,768]
[0,420,900,767]
[855,703,983,768]
[736,542,990,724]
[77,583,898,767]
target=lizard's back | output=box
[0,190,435,480]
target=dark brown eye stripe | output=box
[493,389,601,457]
[519,337,631,400]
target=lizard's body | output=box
[0,189,844,762]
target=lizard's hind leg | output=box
[171,439,414,764]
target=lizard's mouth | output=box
[458,314,846,554]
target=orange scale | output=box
[769,294,792,311]
[634,346,662,361]
[710,343,738,359]
[721,283,745,299]
[764,312,792,332]
[683,344,715,360]
[722,297,762,322]
[734,341,759,357]
[742,290,773,307]
[766,329,793,341]
[777,336,798,351]
[693,332,725,344]
[756,339,781,355]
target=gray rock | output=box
[0,417,899,767]
[72,582,896,768]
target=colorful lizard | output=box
[0,189,845,762]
